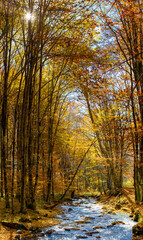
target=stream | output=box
[37,198,136,240]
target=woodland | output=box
[0,0,143,219]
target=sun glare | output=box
[25,12,34,21]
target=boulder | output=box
[132,222,143,236]
[133,210,140,222]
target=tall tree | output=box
[98,0,143,202]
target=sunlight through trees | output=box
[0,0,142,214]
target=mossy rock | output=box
[133,210,142,222]
[132,222,143,236]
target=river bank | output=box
[15,197,137,240]
[0,198,63,240]
[0,187,142,240]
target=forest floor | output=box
[0,198,63,240]
[0,187,143,239]
[97,186,143,240]
[99,186,143,217]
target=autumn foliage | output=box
[0,0,143,214]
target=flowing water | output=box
[38,198,136,240]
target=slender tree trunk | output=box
[1,11,10,208]
[12,123,16,213]
[1,121,4,197]
[42,148,46,200]
[130,73,140,202]
[20,84,28,213]
[34,38,43,197]
[16,109,21,202]
[46,96,53,202]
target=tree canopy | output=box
[0,0,143,212]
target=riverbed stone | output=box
[70,227,80,231]
[37,233,45,237]
[85,231,100,235]
[63,218,69,220]
[93,226,103,229]
[74,220,91,224]
[108,210,114,214]
[68,207,73,212]
[111,221,125,225]
[65,228,71,231]
[107,220,125,227]
[76,236,88,238]
[29,226,42,233]
[45,229,55,235]
[85,217,95,220]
